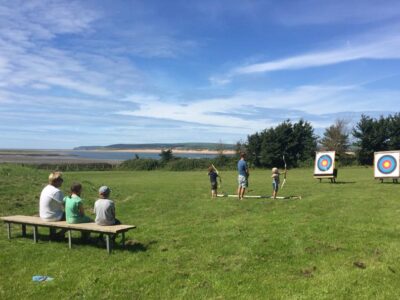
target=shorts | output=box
[211,182,218,190]
[238,175,247,188]
[272,181,279,192]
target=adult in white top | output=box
[39,172,65,221]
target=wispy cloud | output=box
[212,26,400,83]
[116,85,400,136]
[0,1,158,99]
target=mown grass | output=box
[0,164,399,299]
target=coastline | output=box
[96,149,235,155]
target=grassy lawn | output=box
[0,164,399,299]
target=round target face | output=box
[317,155,333,171]
[377,155,397,174]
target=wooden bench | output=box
[1,215,136,254]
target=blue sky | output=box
[1,0,399,149]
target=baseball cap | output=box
[99,186,111,194]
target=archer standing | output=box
[208,165,220,198]
[237,152,249,200]
[271,167,287,199]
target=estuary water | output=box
[65,150,225,161]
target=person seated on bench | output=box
[64,183,92,224]
[39,172,65,222]
[94,186,121,226]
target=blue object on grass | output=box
[32,275,54,282]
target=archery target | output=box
[374,151,400,178]
[314,151,335,175]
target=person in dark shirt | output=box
[208,165,221,198]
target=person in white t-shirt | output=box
[39,172,65,221]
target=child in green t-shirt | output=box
[63,183,92,224]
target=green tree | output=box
[159,149,174,163]
[235,140,246,160]
[246,132,262,167]
[352,115,389,165]
[387,113,400,149]
[245,119,316,168]
[291,119,316,165]
[320,119,350,158]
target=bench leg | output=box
[121,232,125,247]
[49,227,55,239]
[68,230,72,249]
[106,234,113,254]
[7,223,11,239]
[22,224,26,237]
[33,226,38,243]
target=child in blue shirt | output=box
[208,165,220,198]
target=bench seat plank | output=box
[1,215,135,234]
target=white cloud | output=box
[236,35,400,76]
[0,1,144,97]
[2,0,99,39]
[115,85,400,135]
[44,77,110,97]
[121,94,160,103]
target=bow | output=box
[211,164,222,188]
[281,155,287,189]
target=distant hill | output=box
[74,143,236,151]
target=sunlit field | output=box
[1,164,399,299]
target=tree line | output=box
[241,113,400,168]
[353,114,400,165]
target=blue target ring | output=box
[377,155,397,174]
[317,155,333,171]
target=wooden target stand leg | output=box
[378,178,399,183]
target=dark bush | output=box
[119,159,160,171]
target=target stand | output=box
[374,151,400,183]
[313,151,337,183]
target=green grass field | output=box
[0,164,399,299]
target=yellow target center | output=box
[383,161,390,168]
[322,160,328,166]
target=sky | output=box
[0,0,399,149]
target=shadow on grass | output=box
[83,237,156,253]
[318,181,356,184]
[17,232,155,253]
[117,239,158,252]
